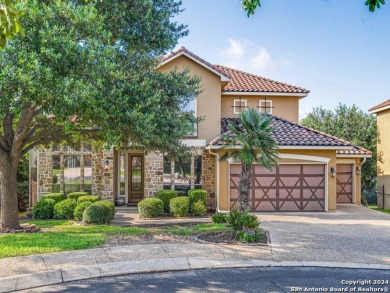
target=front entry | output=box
[128,154,144,205]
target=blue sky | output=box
[173,0,390,119]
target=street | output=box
[22,267,390,293]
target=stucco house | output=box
[29,47,371,212]
[369,99,390,209]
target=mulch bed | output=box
[196,230,269,245]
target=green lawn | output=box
[0,221,226,258]
[369,205,390,215]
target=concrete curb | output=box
[1,257,390,292]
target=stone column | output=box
[170,160,175,190]
[190,156,195,189]
[60,154,64,194]
[80,155,85,191]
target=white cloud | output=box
[299,106,313,120]
[219,38,276,73]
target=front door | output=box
[128,154,144,205]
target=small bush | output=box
[212,213,227,223]
[156,190,178,213]
[68,192,89,201]
[226,209,248,231]
[192,201,207,216]
[77,195,100,205]
[74,201,93,221]
[53,199,77,219]
[363,190,377,205]
[83,201,113,224]
[170,196,190,217]
[238,228,261,243]
[243,214,260,228]
[42,193,64,203]
[138,198,164,218]
[32,198,56,219]
[188,189,207,211]
[99,201,116,220]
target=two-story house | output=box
[29,47,371,212]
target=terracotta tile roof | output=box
[215,65,310,94]
[336,146,372,156]
[161,47,230,80]
[368,99,390,113]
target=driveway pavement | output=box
[258,204,390,264]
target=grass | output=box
[369,205,390,215]
[0,220,227,258]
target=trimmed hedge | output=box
[77,195,100,205]
[68,192,89,201]
[42,193,64,203]
[53,199,77,219]
[188,189,207,212]
[170,196,190,217]
[138,198,164,218]
[32,198,56,219]
[83,201,114,224]
[156,190,178,213]
[74,201,93,221]
[192,201,207,216]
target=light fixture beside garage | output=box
[330,167,336,177]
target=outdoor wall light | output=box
[103,159,110,171]
[330,167,336,177]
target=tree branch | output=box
[3,110,14,149]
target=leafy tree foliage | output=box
[0,0,24,48]
[0,0,200,230]
[219,108,279,212]
[241,0,385,16]
[301,104,377,192]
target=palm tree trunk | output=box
[239,163,252,213]
[0,155,20,231]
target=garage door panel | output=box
[230,164,326,212]
[336,164,353,203]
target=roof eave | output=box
[206,145,353,150]
[336,154,372,158]
[368,104,390,114]
[222,91,308,97]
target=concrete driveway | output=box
[257,205,390,265]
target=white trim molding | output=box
[223,92,308,98]
[369,105,390,114]
[259,99,273,114]
[158,51,230,82]
[336,154,372,158]
[233,99,247,115]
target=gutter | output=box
[358,157,367,169]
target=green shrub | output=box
[243,214,260,228]
[226,209,248,231]
[68,192,89,201]
[53,199,77,219]
[363,189,377,205]
[74,201,93,221]
[32,198,56,219]
[42,193,64,203]
[99,201,116,220]
[156,190,178,213]
[138,198,164,218]
[211,213,227,223]
[83,201,115,224]
[77,195,100,205]
[170,196,190,217]
[238,228,261,243]
[192,201,207,216]
[188,189,207,212]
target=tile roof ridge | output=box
[214,65,310,93]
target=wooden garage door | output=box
[336,164,353,203]
[230,164,326,212]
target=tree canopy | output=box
[0,0,199,230]
[301,104,377,192]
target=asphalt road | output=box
[21,267,390,293]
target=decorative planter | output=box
[115,197,125,206]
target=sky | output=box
[173,0,390,119]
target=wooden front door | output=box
[128,154,144,205]
[336,164,353,203]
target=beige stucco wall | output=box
[158,55,222,143]
[217,149,337,212]
[376,109,390,208]
[221,95,300,123]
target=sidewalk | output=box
[1,242,390,292]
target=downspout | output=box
[207,148,224,213]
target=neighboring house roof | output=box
[215,65,310,94]
[160,47,230,81]
[208,116,371,157]
[368,99,390,114]
[160,47,309,94]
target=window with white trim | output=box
[233,99,247,115]
[259,99,273,114]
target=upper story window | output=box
[182,98,197,137]
[233,98,247,115]
[259,99,273,114]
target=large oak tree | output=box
[0,0,200,230]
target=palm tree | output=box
[219,108,279,212]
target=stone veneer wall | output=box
[38,149,53,196]
[202,153,216,209]
[144,151,164,197]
